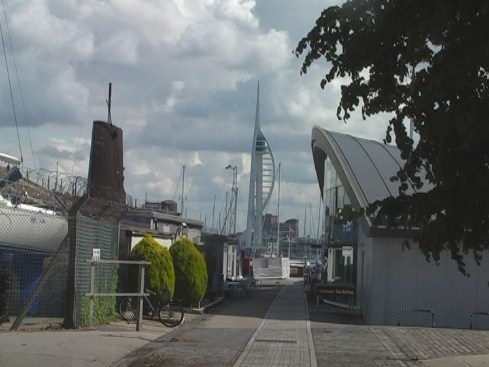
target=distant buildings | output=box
[261,214,297,256]
[119,201,203,256]
[119,199,241,296]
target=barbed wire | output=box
[1,165,88,212]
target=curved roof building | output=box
[312,127,406,207]
[311,126,428,237]
[310,126,489,328]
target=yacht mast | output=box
[276,162,281,255]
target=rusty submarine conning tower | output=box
[70,120,127,221]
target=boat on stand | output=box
[0,152,68,254]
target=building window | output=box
[323,158,353,243]
[323,157,356,286]
[327,246,354,284]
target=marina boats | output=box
[0,152,68,254]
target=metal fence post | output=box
[137,264,145,331]
[89,262,95,326]
[83,259,149,331]
[470,311,489,329]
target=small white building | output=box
[311,126,489,329]
[119,206,203,257]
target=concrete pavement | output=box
[310,318,489,367]
[0,320,171,367]
[1,278,489,366]
[423,356,489,367]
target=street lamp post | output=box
[225,164,241,275]
[225,164,238,235]
[288,227,291,258]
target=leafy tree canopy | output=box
[295,0,489,273]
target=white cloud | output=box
[9,0,94,60]
[0,0,394,236]
[113,1,190,46]
[211,0,257,29]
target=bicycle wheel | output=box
[119,297,137,321]
[158,300,184,327]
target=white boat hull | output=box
[0,207,68,253]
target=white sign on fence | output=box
[92,248,101,261]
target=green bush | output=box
[80,263,119,326]
[80,284,117,326]
[130,233,175,297]
[170,237,208,307]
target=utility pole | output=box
[107,82,112,124]
[225,165,239,235]
[180,165,185,217]
[288,226,291,258]
[232,165,238,235]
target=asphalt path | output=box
[114,279,286,367]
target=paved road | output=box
[114,278,489,367]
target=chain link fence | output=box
[0,165,126,330]
[0,167,82,330]
[70,216,119,327]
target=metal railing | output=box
[85,259,150,331]
[469,311,489,329]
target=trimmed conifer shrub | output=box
[170,237,208,307]
[130,233,175,297]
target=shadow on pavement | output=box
[205,278,366,325]
[308,299,366,325]
[304,282,366,325]
[205,281,284,319]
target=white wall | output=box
[186,228,201,244]
[223,245,239,279]
[252,257,290,279]
[131,235,172,250]
[359,229,489,329]
[356,231,374,323]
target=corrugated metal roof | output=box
[312,126,420,209]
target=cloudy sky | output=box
[0,0,390,238]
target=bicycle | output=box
[119,288,184,327]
